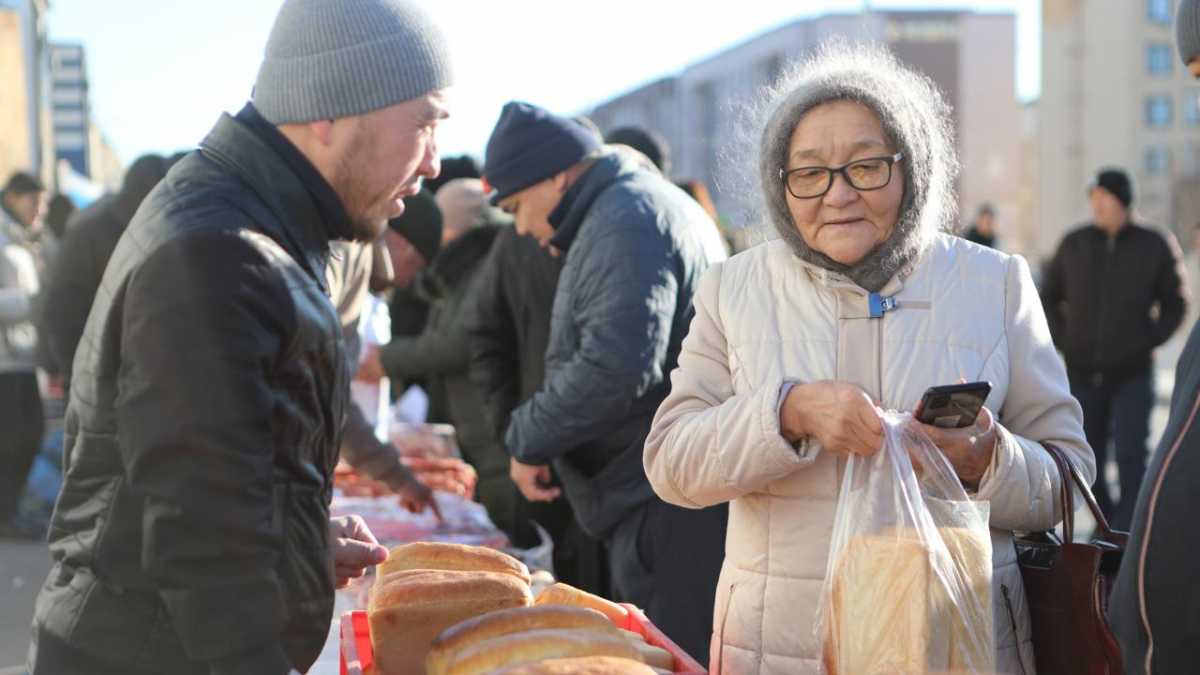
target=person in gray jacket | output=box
[483,101,729,662]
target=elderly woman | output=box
[643,44,1093,675]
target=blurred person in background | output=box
[484,101,728,663]
[368,184,530,539]
[41,154,173,391]
[963,201,999,249]
[328,222,475,514]
[1111,4,1200,670]
[605,126,671,177]
[1041,167,1187,531]
[644,44,1091,674]
[27,0,453,672]
[422,152,480,195]
[38,193,76,272]
[0,170,47,539]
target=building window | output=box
[1145,146,1171,175]
[1146,94,1173,127]
[1148,43,1174,74]
[1186,92,1200,125]
[1149,0,1174,24]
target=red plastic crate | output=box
[340,603,706,674]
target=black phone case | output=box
[916,381,992,429]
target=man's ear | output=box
[552,172,570,193]
[310,119,336,146]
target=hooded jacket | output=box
[644,43,1093,674]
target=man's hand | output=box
[510,458,561,502]
[329,514,388,589]
[402,455,478,499]
[382,467,444,522]
[356,345,385,383]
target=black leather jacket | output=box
[30,109,350,675]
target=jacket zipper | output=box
[1001,584,1029,675]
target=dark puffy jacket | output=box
[30,112,349,675]
[467,225,562,441]
[1041,223,1186,382]
[1110,318,1200,673]
[504,150,727,538]
[41,154,171,385]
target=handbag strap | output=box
[1042,442,1117,543]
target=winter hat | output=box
[483,101,603,204]
[387,189,443,263]
[1091,168,1134,209]
[605,126,671,175]
[1178,0,1200,65]
[252,0,453,124]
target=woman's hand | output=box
[780,381,884,457]
[911,406,998,489]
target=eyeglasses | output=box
[778,152,904,199]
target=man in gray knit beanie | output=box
[27,2,453,675]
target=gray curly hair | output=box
[752,41,959,291]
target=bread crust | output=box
[427,605,615,675]
[378,542,531,584]
[442,628,644,675]
[534,582,629,625]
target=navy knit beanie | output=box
[1091,168,1134,209]
[483,101,602,204]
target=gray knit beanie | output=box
[253,0,453,124]
[1178,0,1200,65]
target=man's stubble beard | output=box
[333,128,389,243]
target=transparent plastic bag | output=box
[817,411,995,675]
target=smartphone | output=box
[914,381,992,429]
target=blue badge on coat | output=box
[868,293,897,319]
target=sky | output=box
[47,0,1041,165]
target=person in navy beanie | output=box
[483,100,729,664]
[27,0,452,673]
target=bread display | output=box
[368,569,533,675]
[822,527,994,675]
[378,541,531,584]
[534,582,629,625]
[426,605,616,675]
[439,628,645,675]
[492,656,660,674]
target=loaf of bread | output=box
[369,569,533,675]
[535,582,629,625]
[378,542,531,585]
[823,527,994,675]
[426,605,616,675]
[492,656,660,674]
[440,628,644,675]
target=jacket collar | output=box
[548,150,636,253]
[199,106,339,292]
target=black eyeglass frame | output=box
[778,152,904,199]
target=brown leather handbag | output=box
[1014,443,1128,675]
